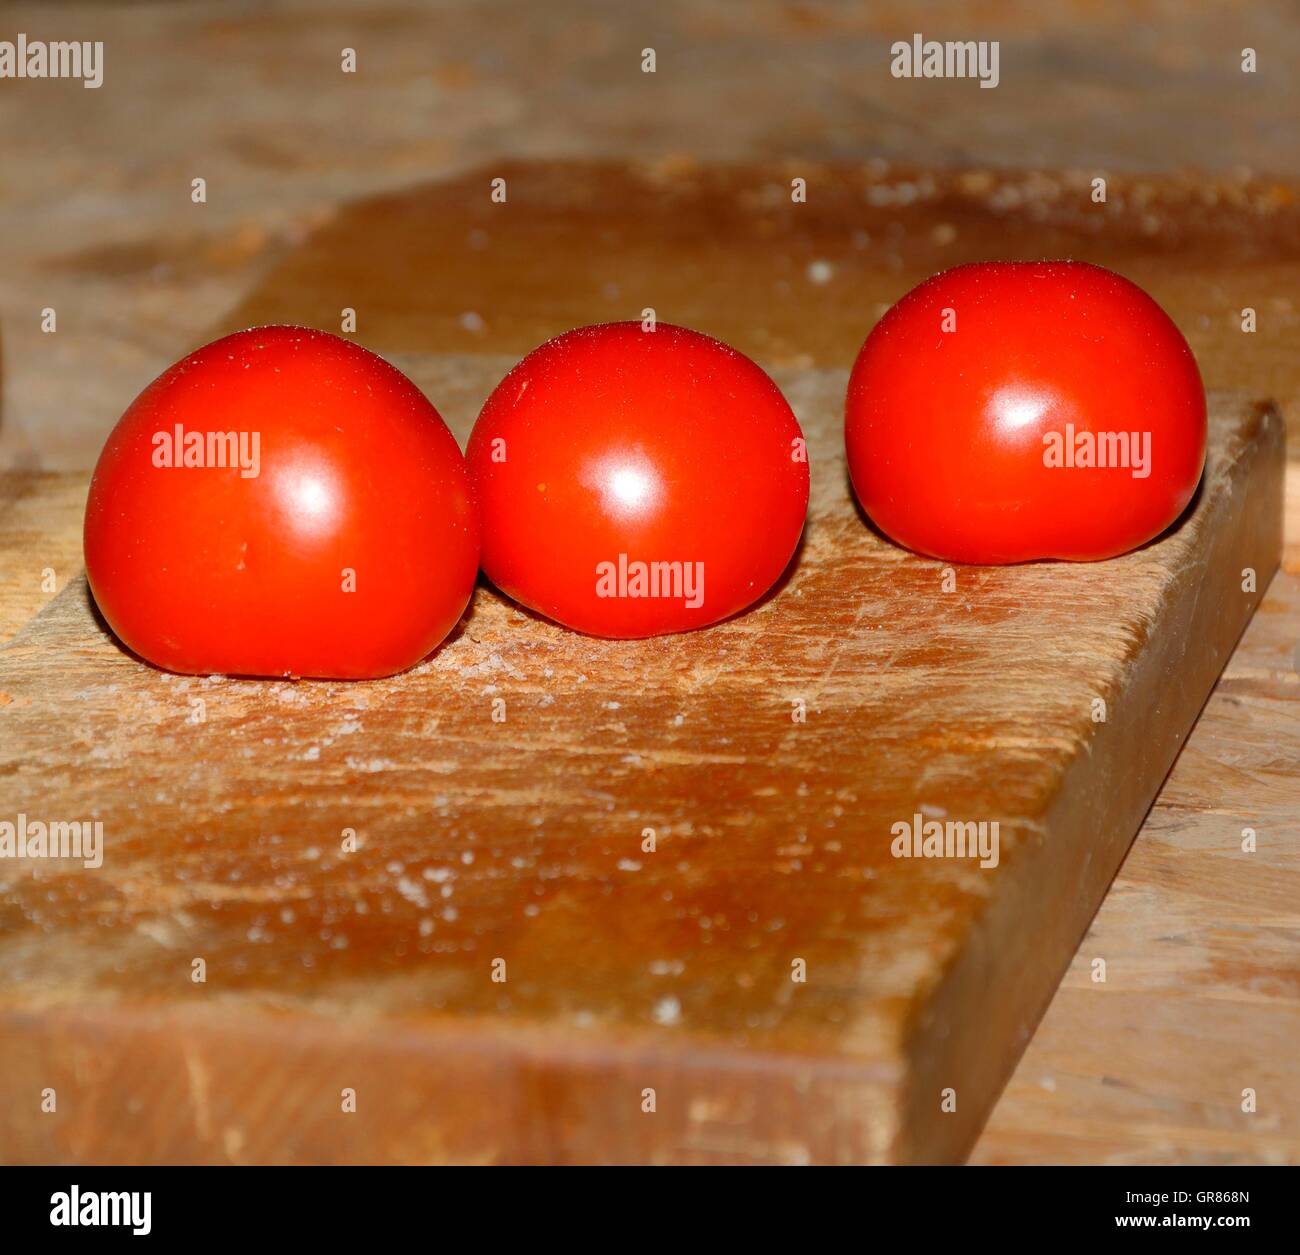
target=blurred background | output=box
[1,0,1296,468]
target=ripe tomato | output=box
[845,261,1207,563]
[84,326,479,679]
[466,322,809,637]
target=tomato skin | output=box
[466,322,809,637]
[84,327,479,679]
[845,261,1207,563]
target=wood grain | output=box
[0,0,1295,1165]
[0,387,1282,1163]
[0,472,87,643]
[974,569,1300,1164]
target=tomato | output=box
[84,326,479,679]
[844,261,1207,563]
[466,321,809,637]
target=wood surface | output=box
[974,565,1300,1165]
[0,385,1283,1163]
[0,0,1297,1164]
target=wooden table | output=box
[0,1,1296,1164]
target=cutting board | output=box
[0,161,1287,1164]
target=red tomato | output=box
[466,322,809,637]
[845,261,1207,563]
[84,327,479,679]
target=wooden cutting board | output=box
[0,161,1288,1164]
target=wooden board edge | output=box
[0,470,90,644]
[897,400,1286,1164]
[0,1001,901,1165]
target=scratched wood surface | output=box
[0,0,1297,1160]
[1,156,1298,1164]
[0,380,1283,1163]
[210,161,1298,1162]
